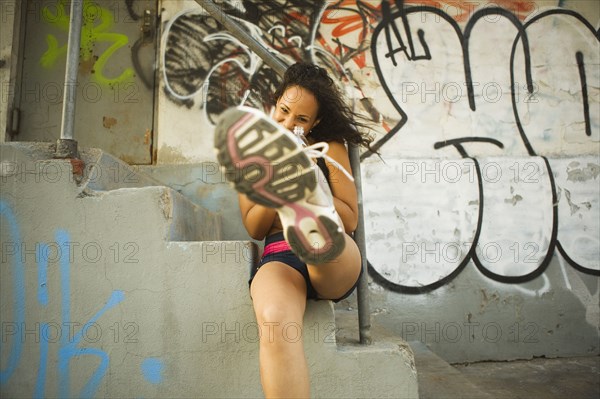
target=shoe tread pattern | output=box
[215,108,315,209]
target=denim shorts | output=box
[249,232,362,302]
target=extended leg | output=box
[250,262,310,398]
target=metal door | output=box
[17,0,157,164]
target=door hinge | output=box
[10,107,20,137]
[141,9,156,44]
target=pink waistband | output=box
[262,240,292,257]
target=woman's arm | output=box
[323,141,359,233]
[238,193,279,240]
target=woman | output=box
[215,62,374,398]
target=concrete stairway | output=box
[0,142,418,398]
[409,341,494,399]
[408,341,600,399]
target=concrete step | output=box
[409,341,495,399]
[337,310,495,399]
[79,147,166,192]
[410,340,600,399]
[0,142,164,190]
[1,142,418,398]
[134,163,251,241]
[452,355,600,399]
[1,142,221,242]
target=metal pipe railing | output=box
[349,144,372,345]
[196,0,371,344]
[55,0,83,158]
[195,0,288,77]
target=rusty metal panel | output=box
[17,0,157,164]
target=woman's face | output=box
[273,85,320,136]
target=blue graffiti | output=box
[34,323,49,399]
[37,244,49,307]
[0,200,25,384]
[141,357,165,384]
[56,228,126,398]
[1,200,164,397]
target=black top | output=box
[316,157,333,191]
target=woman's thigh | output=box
[308,234,362,300]
[250,261,308,325]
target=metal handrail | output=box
[194,0,371,344]
[55,0,83,158]
[195,0,288,77]
[349,144,372,345]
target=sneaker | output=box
[214,106,346,264]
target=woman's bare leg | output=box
[250,262,310,398]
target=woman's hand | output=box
[238,193,279,240]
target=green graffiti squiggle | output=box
[40,0,134,85]
[40,34,66,68]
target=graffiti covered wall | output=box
[156,0,599,361]
[157,0,598,159]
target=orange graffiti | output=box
[320,1,382,68]
[322,1,381,38]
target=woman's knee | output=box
[254,301,302,326]
[253,301,305,349]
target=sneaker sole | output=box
[214,106,345,264]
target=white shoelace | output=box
[291,126,354,182]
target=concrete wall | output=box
[0,0,25,142]
[2,0,598,370]
[154,0,599,363]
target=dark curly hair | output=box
[272,62,375,152]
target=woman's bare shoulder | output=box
[323,141,351,172]
[326,140,349,159]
